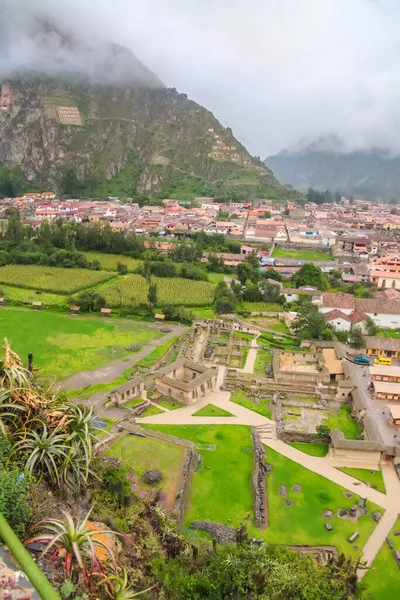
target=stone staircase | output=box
[254,422,276,441]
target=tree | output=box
[316,424,331,439]
[292,263,327,290]
[75,290,106,312]
[117,262,128,275]
[264,211,271,218]
[350,326,365,349]
[237,262,254,285]
[263,268,282,282]
[243,282,262,302]
[148,283,158,308]
[214,281,237,314]
[364,316,378,337]
[292,307,330,340]
[260,280,283,304]
[244,250,260,270]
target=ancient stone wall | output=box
[251,428,269,528]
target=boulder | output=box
[141,469,163,486]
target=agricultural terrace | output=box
[0,265,116,294]
[101,275,214,307]
[142,425,380,557]
[271,247,334,261]
[0,307,162,380]
[84,251,142,272]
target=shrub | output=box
[0,467,31,538]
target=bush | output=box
[0,467,31,538]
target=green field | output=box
[0,284,68,306]
[337,467,386,494]
[101,275,214,307]
[156,399,182,410]
[0,265,116,294]
[272,247,334,261]
[363,517,400,600]
[140,404,164,417]
[0,307,162,380]
[191,306,216,320]
[229,390,271,418]
[323,405,362,439]
[377,328,400,339]
[136,335,181,369]
[192,404,234,417]
[107,434,186,505]
[253,347,272,376]
[240,302,282,312]
[85,251,142,272]
[143,426,380,557]
[288,442,329,457]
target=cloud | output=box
[2,0,400,156]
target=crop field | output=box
[0,265,116,294]
[101,275,214,307]
[84,252,142,272]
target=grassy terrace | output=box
[230,390,271,418]
[337,467,386,494]
[363,517,400,600]
[288,442,329,457]
[253,347,272,376]
[192,404,234,417]
[323,404,362,439]
[0,307,161,380]
[136,335,181,369]
[142,426,380,557]
[271,247,334,261]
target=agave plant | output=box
[102,567,153,599]
[60,404,97,480]
[25,506,114,582]
[13,420,73,485]
[0,388,27,434]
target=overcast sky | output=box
[3,0,400,157]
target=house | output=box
[364,336,400,359]
[109,376,145,406]
[323,309,366,332]
[388,405,400,425]
[370,270,400,290]
[154,359,218,405]
[319,294,400,329]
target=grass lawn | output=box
[323,404,362,439]
[252,446,381,557]
[123,397,144,409]
[142,425,254,527]
[192,404,234,417]
[272,247,333,261]
[156,399,182,411]
[140,404,164,417]
[363,517,400,600]
[253,347,272,376]
[191,306,215,320]
[207,272,226,284]
[0,307,162,380]
[290,396,318,403]
[0,284,68,306]
[288,442,329,457]
[93,417,116,439]
[107,434,186,506]
[337,467,386,494]
[230,390,271,418]
[136,335,181,369]
[240,302,282,312]
[271,320,290,334]
[242,346,250,368]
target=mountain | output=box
[265,141,400,200]
[0,19,298,201]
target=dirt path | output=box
[61,325,186,390]
[242,333,259,374]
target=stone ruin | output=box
[141,469,163,486]
[251,428,269,528]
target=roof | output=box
[370,365,400,378]
[388,405,400,420]
[370,270,400,279]
[322,348,344,375]
[355,298,400,315]
[374,381,400,395]
[322,293,355,309]
[324,309,352,322]
[155,359,217,392]
[100,308,112,313]
[70,305,80,311]
[376,288,400,300]
[114,375,145,394]
[155,313,165,320]
[32,301,43,306]
[365,336,400,351]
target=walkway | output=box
[61,325,186,389]
[242,333,259,374]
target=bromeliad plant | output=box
[0,339,96,490]
[25,506,114,584]
[101,567,154,600]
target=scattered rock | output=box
[394,531,400,536]
[322,509,334,519]
[373,511,382,523]
[386,537,394,550]
[126,344,140,351]
[291,484,302,493]
[325,524,333,531]
[353,482,362,486]
[265,464,273,473]
[285,499,293,506]
[189,521,237,544]
[141,469,163,486]
[339,509,348,517]
[343,492,353,499]
[279,485,287,498]
[160,327,172,333]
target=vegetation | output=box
[227,390,271,418]
[0,264,115,294]
[135,335,181,369]
[363,516,400,600]
[272,247,333,261]
[337,467,386,494]
[253,347,273,376]
[101,275,214,308]
[0,307,162,380]
[84,251,142,272]
[288,442,329,457]
[323,405,362,440]
[192,404,234,417]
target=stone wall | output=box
[173,446,198,529]
[251,428,269,528]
